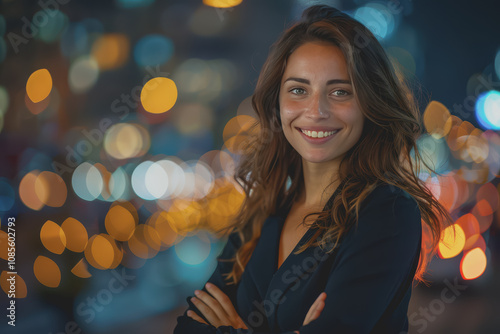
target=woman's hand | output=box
[187,282,248,329]
[293,292,327,333]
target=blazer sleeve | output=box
[174,228,299,334]
[294,185,422,334]
[174,229,243,334]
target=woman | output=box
[174,4,452,334]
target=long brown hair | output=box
[216,5,453,287]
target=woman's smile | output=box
[296,127,342,144]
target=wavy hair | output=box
[215,5,453,287]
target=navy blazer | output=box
[174,183,422,334]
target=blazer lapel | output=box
[246,178,349,330]
[246,214,283,302]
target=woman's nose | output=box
[305,93,330,120]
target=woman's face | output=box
[278,41,365,166]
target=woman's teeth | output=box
[301,129,339,138]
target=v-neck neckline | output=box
[273,178,348,275]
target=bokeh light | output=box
[174,232,211,265]
[34,9,68,43]
[33,256,61,288]
[72,162,104,201]
[85,234,122,270]
[71,259,92,278]
[423,101,452,139]
[140,77,178,114]
[455,213,481,251]
[20,171,44,210]
[134,34,174,67]
[105,201,138,241]
[203,0,243,8]
[128,224,161,259]
[354,3,396,40]
[131,161,157,200]
[61,217,89,253]
[476,90,500,130]
[146,211,179,249]
[26,69,52,103]
[91,33,129,70]
[223,115,259,154]
[460,247,487,280]
[69,56,100,93]
[40,220,67,255]
[104,123,150,159]
[34,171,67,207]
[438,224,465,259]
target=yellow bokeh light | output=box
[147,211,179,249]
[438,223,465,259]
[85,234,122,270]
[140,77,178,114]
[71,259,92,278]
[460,247,487,280]
[166,199,203,234]
[223,115,260,154]
[105,202,138,241]
[0,271,27,298]
[423,101,452,139]
[34,171,67,207]
[40,220,67,255]
[91,34,129,70]
[61,217,88,253]
[33,256,61,288]
[26,68,52,103]
[19,171,44,210]
[203,0,243,8]
[128,225,161,259]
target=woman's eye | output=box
[290,88,306,95]
[332,90,349,96]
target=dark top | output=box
[174,183,422,334]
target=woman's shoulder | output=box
[357,182,421,231]
[363,182,418,206]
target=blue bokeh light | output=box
[476,90,500,130]
[134,34,174,67]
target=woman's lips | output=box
[296,127,340,144]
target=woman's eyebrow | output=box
[283,77,352,85]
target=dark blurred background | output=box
[0,0,500,333]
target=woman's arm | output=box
[173,230,242,334]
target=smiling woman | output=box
[174,4,453,334]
